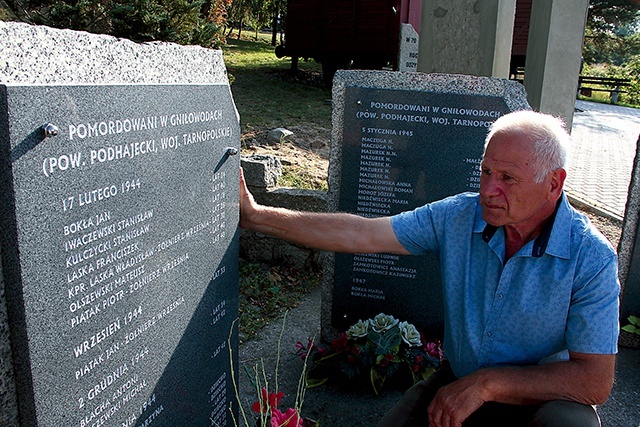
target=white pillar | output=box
[524,0,589,127]
[417,0,516,78]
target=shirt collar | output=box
[474,192,572,259]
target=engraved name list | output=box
[2,84,239,427]
[331,86,510,333]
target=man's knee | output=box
[377,365,457,427]
[376,381,433,427]
[531,401,600,427]
[403,380,434,402]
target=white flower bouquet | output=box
[295,313,443,395]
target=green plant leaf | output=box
[628,315,640,326]
[622,324,640,335]
[305,376,329,388]
[368,328,401,355]
[421,366,436,381]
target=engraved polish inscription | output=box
[332,87,510,333]
[4,85,239,426]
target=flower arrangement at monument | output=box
[295,313,443,395]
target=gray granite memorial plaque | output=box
[324,70,529,338]
[0,84,240,426]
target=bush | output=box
[623,56,640,106]
[581,62,640,107]
[1,0,232,48]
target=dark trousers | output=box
[377,363,601,427]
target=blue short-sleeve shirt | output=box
[390,192,620,378]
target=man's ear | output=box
[548,168,567,201]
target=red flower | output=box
[330,333,348,352]
[270,408,303,427]
[424,341,444,361]
[296,338,328,359]
[351,346,361,355]
[412,364,420,372]
[294,341,308,359]
[251,388,284,413]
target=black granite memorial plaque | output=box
[0,84,239,426]
[332,86,510,335]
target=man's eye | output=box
[481,168,491,176]
[503,175,515,182]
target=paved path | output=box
[566,100,640,220]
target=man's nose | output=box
[480,174,501,196]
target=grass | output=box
[225,36,329,338]
[223,34,331,132]
[577,93,638,109]
[279,167,329,192]
[238,259,320,341]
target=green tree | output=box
[588,0,639,34]
[622,56,640,104]
[269,0,285,46]
[0,0,232,47]
[200,0,234,47]
[584,0,640,64]
[248,0,272,40]
[1,0,112,33]
[225,0,249,38]
[225,0,279,41]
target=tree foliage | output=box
[225,0,283,43]
[0,0,233,47]
[588,0,639,34]
[584,0,640,64]
[582,0,640,105]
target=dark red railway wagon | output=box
[276,0,531,83]
[275,0,422,83]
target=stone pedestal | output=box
[619,135,640,348]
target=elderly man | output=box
[239,110,619,427]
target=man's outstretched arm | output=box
[239,168,410,255]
